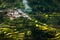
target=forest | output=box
[0,0,60,40]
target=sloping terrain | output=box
[0,0,60,40]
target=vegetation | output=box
[0,0,60,40]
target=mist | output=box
[22,0,32,12]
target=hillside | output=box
[0,0,60,40]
